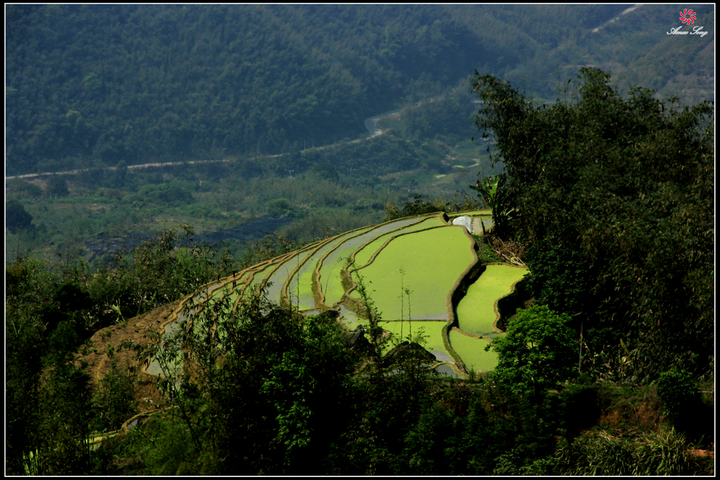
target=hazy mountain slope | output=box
[5,4,713,176]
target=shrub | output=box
[92,359,139,432]
[486,304,577,398]
[552,428,702,475]
[6,199,34,233]
[267,198,295,217]
[656,368,700,425]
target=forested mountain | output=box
[5,4,714,176]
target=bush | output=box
[656,368,700,425]
[486,304,577,398]
[267,198,295,217]
[92,359,139,432]
[46,176,69,197]
[6,199,34,233]
[383,195,446,221]
[552,428,702,475]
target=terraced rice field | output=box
[286,226,375,310]
[455,264,529,337]
[350,216,446,269]
[447,330,498,373]
[317,217,429,308]
[146,211,532,379]
[348,225,476,320]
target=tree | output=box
[655,368,700,427]
[33,362,94,474]
[472,67,714,381]
[47,175,69,197]
[469,173,513,237]
[141,287,361,474]
[487,305,576,399]
[91,357,139,432]
[6,199,33,233]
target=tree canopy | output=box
[6,199,34,233]
[472,67,714,382]
[487,305,577,398]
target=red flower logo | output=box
[679,8,697,25]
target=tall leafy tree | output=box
[142,288,361,474]
[472,67,714,382]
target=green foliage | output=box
[656,368,700,425]
[552,428,704,475]
[383,191,482,222]
[526,237,595,323]
[473,234,503,263]
[88,225,236,325]
[5,229,238,474]
[266,198,295,218]
[9,5,710,176]
[46,175,69,197]
[310,161,340,182]
[92,359,139,432]
[400,403,457,474]
[33,362,94,474]
[6,179,45,199]
[137,182,192,206]
[472,67,714,382]
[487,305,577,398]
[469,173,513,238]
[7,199,34,233]
[6,271,47,474]
[142,289,361,474]
[238,232,299,269]
[100,414,200,475]
[5,4,491,175]
[384,195,445,221]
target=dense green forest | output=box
[6,4,714,176]
[4,4,715,475]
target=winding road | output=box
[5,103,427,182]
[591,4,643,34]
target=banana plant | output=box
[470,174,514,237]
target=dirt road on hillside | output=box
[6,100,439,182]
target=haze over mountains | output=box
[6,4,714,177]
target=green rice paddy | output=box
[455,264,529,336]
[351,216,446,269]
[264,247,316,305]
[350,225,476,320]
[317,217,432,307]
[148,211,528,379]
[248,262,277,288]
[448,330,498,373]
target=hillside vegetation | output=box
[6,4,713,176]
[7,66,714,474]
[5,4,715,475]
[6,4,714,269]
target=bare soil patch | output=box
[75,300,182,412]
